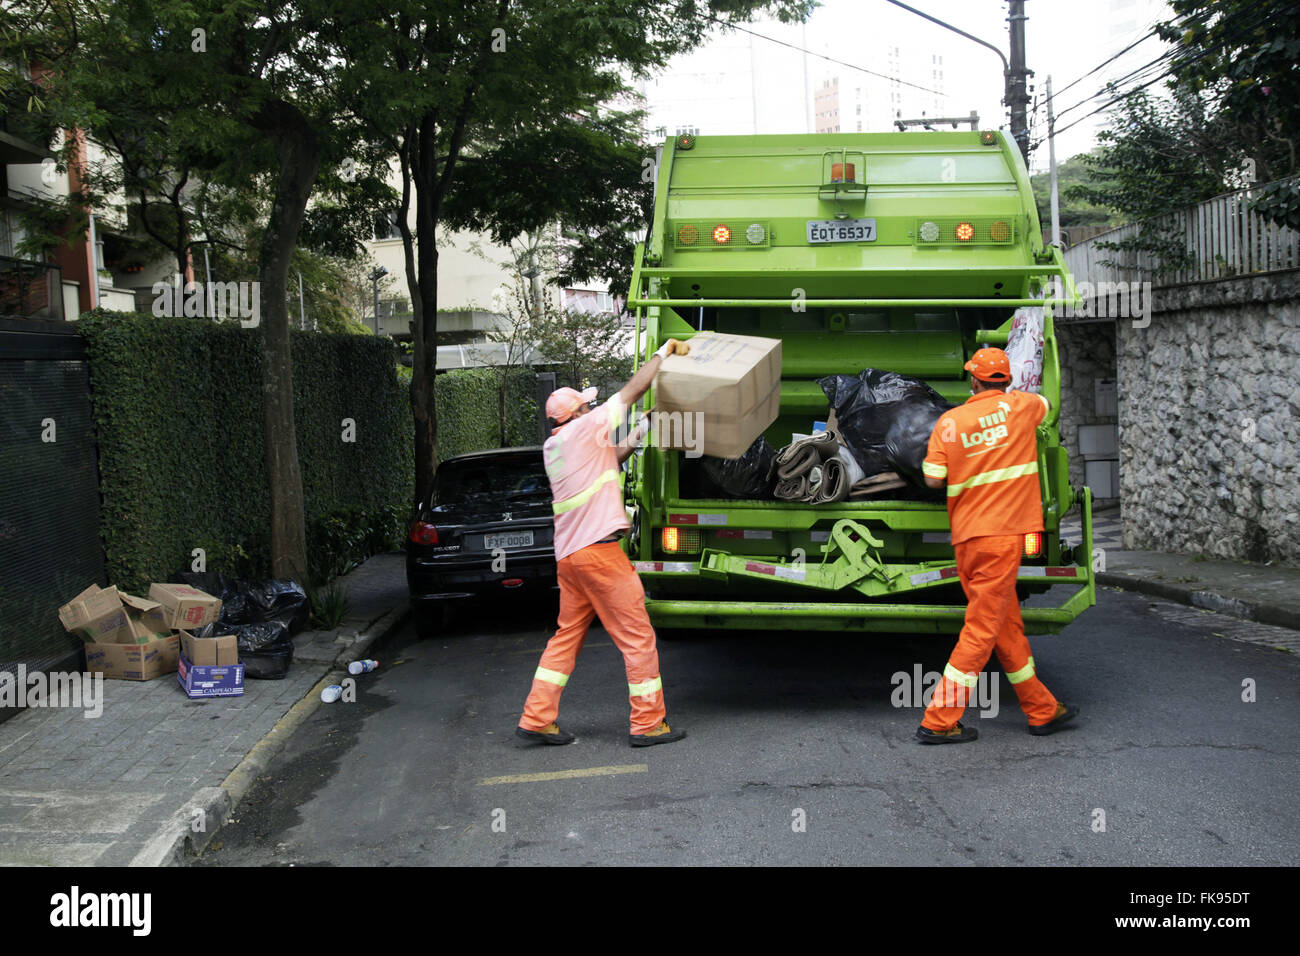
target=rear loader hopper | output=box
[623,130,1095,634]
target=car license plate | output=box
[484,531,534,550]
[806,218,877,243]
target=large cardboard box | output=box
[179,629,239,667]
[177,653,245,699]
[654,331,782,459]
[59,585,171,645]
[148,583,222,629]
[84,633,180,681]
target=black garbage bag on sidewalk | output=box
[700,436,778,499]
[169,572,308,679]
[818,369,955,487]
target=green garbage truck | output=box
[623,129,1096,634]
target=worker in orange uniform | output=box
[516,338,692,748]
[916,347,1079,744]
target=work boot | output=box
[915,721,979,744]
[629,721,687,748]
[1028,703,1079,736]
[515,722,576,745]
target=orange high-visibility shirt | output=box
[922,389,1049,545]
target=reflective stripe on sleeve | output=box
[628,676,662,698]
[534,666,570,687]
[922,460,947,479]
[552,468,620,515]
[943,663,979,688]
[946,461,1039,498]
[1006,657,1036,684]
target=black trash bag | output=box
[819,369,955,487]
[230,620,295,680]
[700,436,777,499]
[168,571,307,679]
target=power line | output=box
[697,13,947,98]
[1049,1,1294,140]
[1046,26,1159,105]
[1048,2,1293,127]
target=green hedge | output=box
[78,310,413,590]
[431,366,539,462]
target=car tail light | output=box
[1023,532,1042,557]
[502,578,523,588]
[663,526,701,553]
[409,521,439,545]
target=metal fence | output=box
[1064,180,1300,287]
[0,319,105,716]
[0,255,64,321]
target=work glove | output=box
[629,412,652,445]
[655,338,690,360]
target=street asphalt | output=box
[198,586,1300,867]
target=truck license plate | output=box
[484,531,534,550]
[806,218,877,243]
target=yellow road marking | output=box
[478,764,648,786]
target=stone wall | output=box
[1116,270,1300,565]
[1055,319,1118,501]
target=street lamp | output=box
[368,265,388,335]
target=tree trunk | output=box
[255,102,320,584]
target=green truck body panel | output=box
[624,131,1096,634]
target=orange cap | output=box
[964,347,1011,383]
[545,386,598,424]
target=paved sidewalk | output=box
[1062,505,1300,638]
[0,551,408,866]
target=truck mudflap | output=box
[637,490,1097,635]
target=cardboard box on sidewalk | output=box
[654,331,782,459]
[148,583,222,629]
[178,629,239,667]
[177,653,244,699]
[84,633,180,681]
[59,585,173,645]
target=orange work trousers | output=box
[520,541,666,735]
[921,533,1059,731]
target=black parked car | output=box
[406,447,557,636]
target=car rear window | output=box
[432,457,548,508]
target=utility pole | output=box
[1046,75,1061,250]
[1046,73,1062,298]
[1007,1,1032,166]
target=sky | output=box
[642,0,1175,171]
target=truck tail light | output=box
[1023,532,1042,557]
[663,527,701,553]
[955,221,975,242]
[712,224,731,245]
[409,521,439,545]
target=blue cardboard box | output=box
[177,652,245,698]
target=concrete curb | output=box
[1098,572,1300,633]
[141,602,411,867]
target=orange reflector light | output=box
[678,223,699,245]
[712,224,731,244]
[662,527,701,553]
[1023,532,1042,557]
[989,220,1011,241]
[955,221,975,242]
[830,162,856,182]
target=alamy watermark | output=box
[0,666,103,718]
[152,273,260,327]
[891,664,1000,718]
[1058,280,1152,329]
